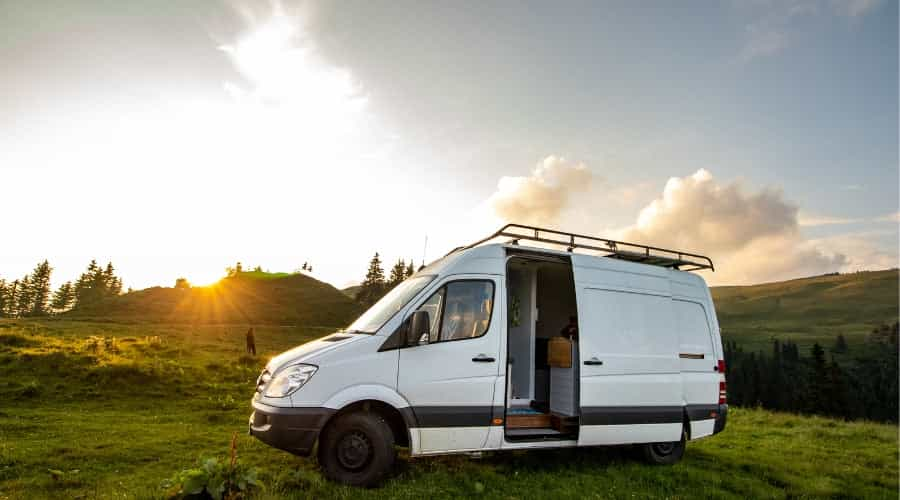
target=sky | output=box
[1,0,897,290]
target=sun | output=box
[188,268,226,288]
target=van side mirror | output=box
[407,310,431,346]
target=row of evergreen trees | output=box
[724,322,898,423]
[356,253,418,306]
[0,260,124,317]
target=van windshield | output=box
[345,276,435,334]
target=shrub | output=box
[162,434,261,499]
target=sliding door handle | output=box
[584,357,603,366]
[472,354,495,362]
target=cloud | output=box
[488,156,593,226]
[487,158,894,285]
[808,230,898,272]
[837,0,882,17]
[619,169,849,284]
[875,212,900,223]
[626,169,797,252]
[738,0,882,62]
[798,212,860,226]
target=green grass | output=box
[1,319,897,499]
[712,270,899,352]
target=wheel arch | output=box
[321,385,417,449]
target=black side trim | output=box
[410,406,504,427]
[685,404,720,421]
[581,406,683,425]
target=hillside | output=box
[0,320,896,498]
[65,272,363,326]
[341,284,362,300]
[712,269,899,350]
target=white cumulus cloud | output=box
[488,156,593,226]
[620,169,847,284]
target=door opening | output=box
[504,255,580,441]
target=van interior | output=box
[505,254,580,441]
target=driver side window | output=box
[413,280,494,343]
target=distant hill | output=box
[341,285,362,299]
[712,269,899,351]
[66,272,364,326]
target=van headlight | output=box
[263,364,318,397]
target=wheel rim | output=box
[652,442,675,456]
[336,430,373,471]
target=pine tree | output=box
[5,280,20,318]
[27,260,53,316]
[50,282,75,313]
[74,259,100,307]
[805,343,829,414]
[16,275,33,317]
[388,259,407,289]
[405,260,415,278]
[72,260,122,308]
[357,253,386,306]
[102,262,121,297]
[826,355,850,418]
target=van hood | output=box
[265,332,366,373]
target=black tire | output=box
[641,426,687,465]
[318,412,396,487]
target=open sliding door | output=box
[571,255,683,446]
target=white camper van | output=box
[249,225,727,486]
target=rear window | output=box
[674,300,714,355]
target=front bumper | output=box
[713,404,728,434]
[248,399,335,456]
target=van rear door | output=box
[570,255,683,446]
[674,298,720,438]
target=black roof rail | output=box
[446,223,714,272]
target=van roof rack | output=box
[447,223,714,272]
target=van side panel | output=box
[571,256,682,446]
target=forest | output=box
[724,323,899,423]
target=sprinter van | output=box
[249,224,727,486]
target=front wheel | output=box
[641,427,686,465]
[318,412,396,487]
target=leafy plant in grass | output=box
[162,433,261,499]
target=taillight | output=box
[717,359,726,373]
[719,380,727,405]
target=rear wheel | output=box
[318,412,396,487]
[641,426,686,465]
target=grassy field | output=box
[712,270,898,352]
[1,320,897,499]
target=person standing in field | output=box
[246,327,256,356]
